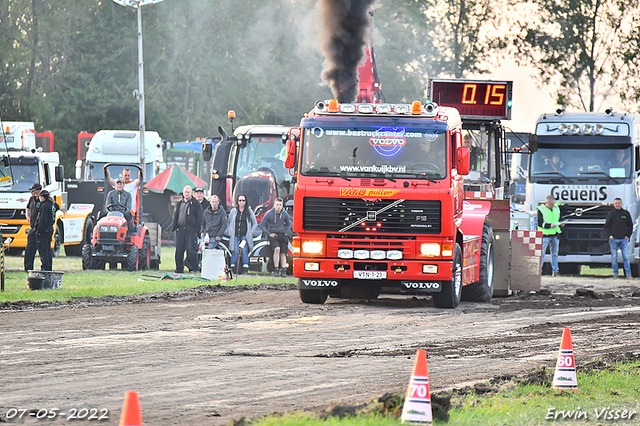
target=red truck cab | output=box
[286,99,494,308]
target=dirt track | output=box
[2,276,640,425]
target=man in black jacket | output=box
[35,189,56,271]
[24,183,42,271]
[604,197,634,278]
[172,185,203,273]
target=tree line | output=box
[1,0,639,172]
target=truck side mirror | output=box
[457,147,470,175]
[284,128,300,169]
[55,165,64,182]
[528,134,538,152]
[0,154,12,188]
[202,140,213,162]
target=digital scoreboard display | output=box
[428,79,513,120]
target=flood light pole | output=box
[111,0,164,183]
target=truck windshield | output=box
[300,127,447,179]
[0,164,39,192]
[87,162,151,181]
[530,146,632,183]
[233,136,290,183]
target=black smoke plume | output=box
[319,0,375,103]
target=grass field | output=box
[0,246,296,302]
[249,360,640,425]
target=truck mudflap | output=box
[493,229,542,296]
[510,230,543,291]
[298,278,443,293]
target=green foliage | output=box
[2,0,640,174]
[510,0,639,111]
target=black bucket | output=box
[27,276,46,290]
[27,271,64,289]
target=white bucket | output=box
[201,249,226,281]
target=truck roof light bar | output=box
[357,104,374,113]
[411,101,422,115]
[569,124,580,135]
[375,104,392,113]
[340,103,356,113]
[558,123,569,135]
[328,99,339,113]
[393,104,410,114]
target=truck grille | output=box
[0,225,21,235]
[303,197,441,234]
[557,205,614,255]
[559,225,609,256]
[0,209,25,220]
[560,204,614,221]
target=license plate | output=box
[353,270,387,280]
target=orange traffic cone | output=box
[119,391,143,426]
[401,349,432,424]
[552,328,578,390]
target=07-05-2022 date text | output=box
[4,407,109,421]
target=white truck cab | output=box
[76,130,163,181]
[526,110,640,275]
[0,121,65,254]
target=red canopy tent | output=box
[144,165,207,194]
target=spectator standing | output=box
[195,187,211,213]
[227,194,258,275]
[172,186,203,273]
[604,197,633,278]
[259,198,291,277]
[538,194,565,277]
[35,190,56,271]
[462,134,484,171]
[203,194,227,248]
[24,183,42,271]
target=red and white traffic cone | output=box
[401,349,432,423]
[552,328,578,390]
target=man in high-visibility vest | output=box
[538,194,565,276]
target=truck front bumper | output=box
[293,258,453,294]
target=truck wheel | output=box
[298,280,328,304]
[6,248,23,256]
[81,244,93,270]
[53,228,61,258]
[432,243,462,308]
[462,225,494,302]
[127,246,139,272]
[139,235,150,270]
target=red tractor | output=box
[81,164,151,271]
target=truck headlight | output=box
[301,240,323,255]
[420,243,440,257]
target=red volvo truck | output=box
[284,80,540,308]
